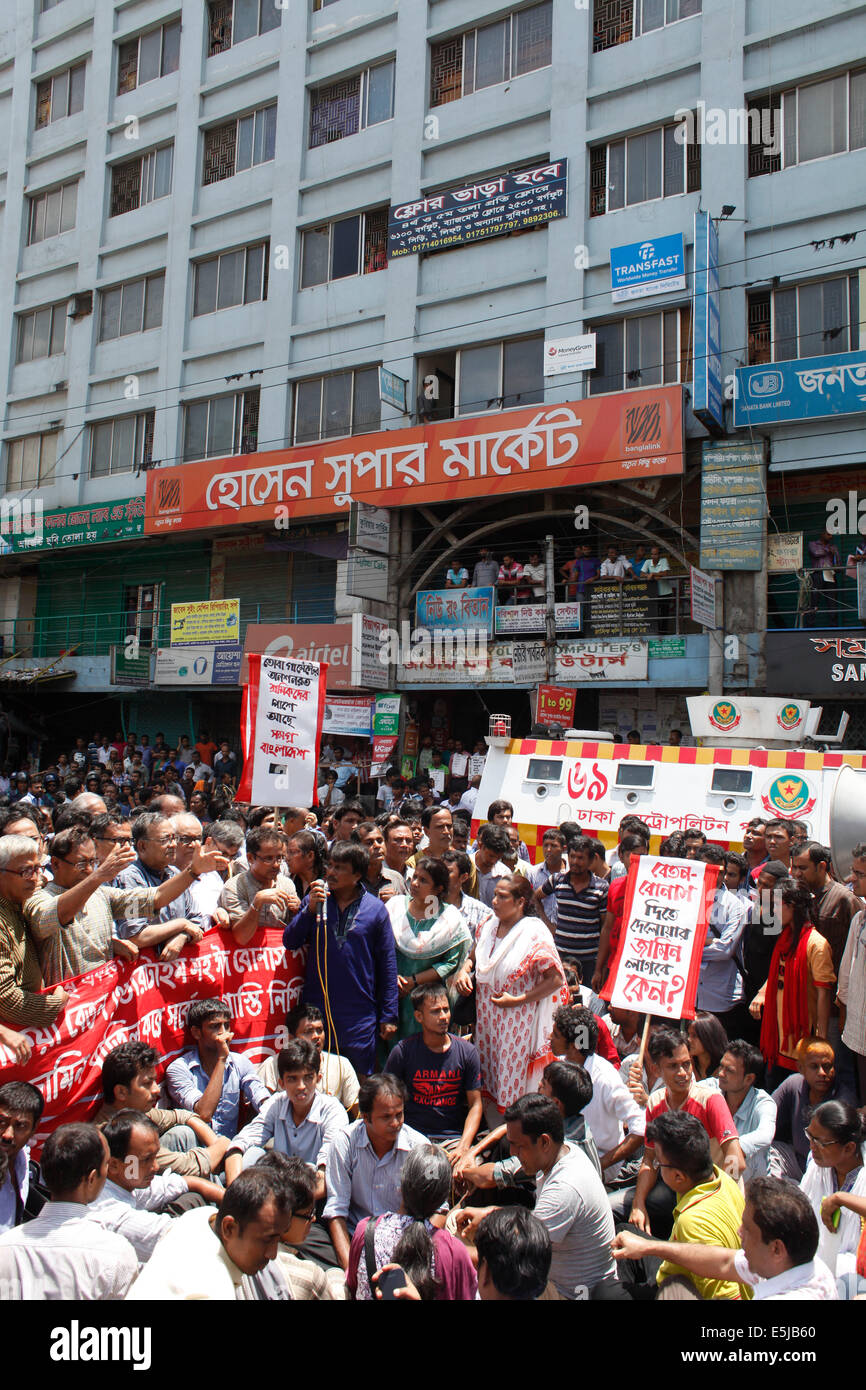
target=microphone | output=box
[316,879,328,928]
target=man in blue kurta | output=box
[283,842,398,1075]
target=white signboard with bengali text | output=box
[603,856,717,1019]
[238,654,326,807]
[556,639,648,682]
[352,612,390,689]
[495,603,581,634]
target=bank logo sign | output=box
[610,233,686,303]
[734,350,866,426]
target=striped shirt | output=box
[538,871,608,961]
[0,895,66,1028]
[0,1200,138,1300]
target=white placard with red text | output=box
[237,653,327,807]
[601,855,718,1020]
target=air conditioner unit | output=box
[68,292,93,319]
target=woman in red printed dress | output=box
[455,874,567,1124]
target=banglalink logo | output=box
[708,700,740,732]
[761,775,815,817]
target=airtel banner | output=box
[242,623,353,687]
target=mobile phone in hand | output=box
[376,1266,408,1300]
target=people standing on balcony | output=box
[496,554,524,606]
[561,543,598,602]
[471,547,499,588]
[641,544,675,632]
[806,529,841,626]
[597,544,634,581]
[445,561,470,588]
[630,544,649,576]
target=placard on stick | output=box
[236,653,327,807]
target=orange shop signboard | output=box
[146,388,684,535]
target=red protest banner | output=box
[0,929,304,1150]
[600,855,718,1021]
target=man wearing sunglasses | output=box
[0,834,69,1029]
[24,823,227,986]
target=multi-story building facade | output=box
[0,0,863,754]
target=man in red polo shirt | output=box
[592,833,647,994]
[629,1028,744,1239]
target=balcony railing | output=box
[0,598,335,661]
[768,562,865,630]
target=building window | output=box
[193,242,269,314]
[455,337,544,416]
[589,307,691,394]
[747,276,860,364]
[430,2,552,107]
[40,0,66,11]
[590,116,700,215]
[27,180,78,243]
[309,61,394,148]
[6,434,57,490]
[110,145,173,216]
[35,62,85,128]
[748,69,866,176]
[98,273,165,342]
[203,104,277,184]
[90,412,155,477]
[117,20,181,94]
[294,368,380,444]
[299,208,387,288]
[207,0,280,56]
[16,303,67,363]
[183,388,260,462]
[593,0,701,52]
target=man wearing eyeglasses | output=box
[23,824,227,987]
[90,810,134,867]
[112,811,228,960]
[0,834,68,1029]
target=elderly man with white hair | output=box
[0,834,68,1028]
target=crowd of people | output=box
[0,737,864,1302]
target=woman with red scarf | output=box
[749,879,835,1089]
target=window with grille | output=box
[16,303,67,363]
[293,368,381,444]
[430,3,551,107]
[117,20,181,95]
[203,105,276,184]
[27,181,78,243]
[98,274,165,342]
[590,116,700,215]
[455,337,543,415]
[110,146,173,216]
[748,69,866,176]
[208,0,280,56]
[589,307,691,394]
[299,208,387,288]
[593,0,700,51]
[182,389,260,462]
[310,63,394,148]
[34,62,85,128]
[6,434,58,490]
[747,277,860,363]
[193,242,269,314]
[89,412,154,477]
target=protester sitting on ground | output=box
[717,1040,777,1181]
[225,1038,348,1196]
[93,1111,220,1261]
[126,1166,299,1301]
[347,1144,477,1301]
[0,1080,45,1232]
[687,1011,729,1083]
[474,1207,552,1301]
[457,1093,616,1300]
[322,1074,427,1271]
[0,1123,138,1300]
[257,1004,360,1117]
[770,1036,855,1178]
[550,1005,645,1203]
[219,826,300,944]
[95,1040,229,1179]
[165,998,270,1140]
[799,1099,866,1295]
[613,1175,837,1301]
[629,1028,744,1240]
[384,982,482,1164]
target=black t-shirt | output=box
[385,1033,481,1140]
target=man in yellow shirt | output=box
[627,1110,748,1300]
